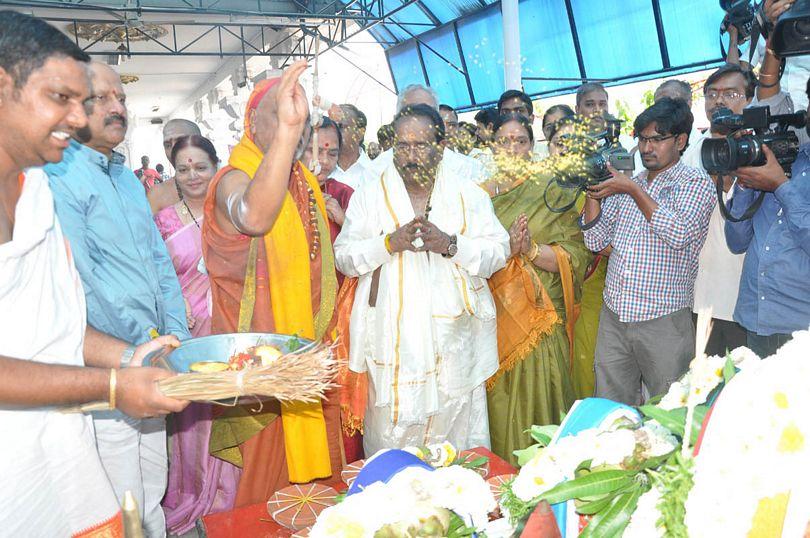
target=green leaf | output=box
[447,513,478,538]
[513,444,542,467]
[640,405,709,445]
[689,406,709,446]
[538,469,635,505]
[640,405,687,437]
[632,450,676,472]
[459,456,488,469]
[646,393,664,406]
[723,356,736,384]
[575,493,615,515]
[528,424,559,446]
[580,484,644,538]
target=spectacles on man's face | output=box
[394,141,435,154]
[636,134,677,145]
[704,89,745,102]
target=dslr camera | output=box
[720,0,757,43]
[701,106,806,176]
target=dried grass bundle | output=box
[67,344,337,413]
[158,344,338,403]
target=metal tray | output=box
[145,332,315,373]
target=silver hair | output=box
[395,84,439,113]
[655,80,692,103]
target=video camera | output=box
[580,118,635,184]
[543,117,634,213]
[772,0,810,57]
[701,105,806,176]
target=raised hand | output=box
[276,60,310,131]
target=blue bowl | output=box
[144,332,314,373]
[346,449,434,496]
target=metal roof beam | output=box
[0,0,383,21]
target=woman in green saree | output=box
[548,117,609,400]
[485,114,590,465]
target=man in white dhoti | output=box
[334,104,509,455]
[0,12,186,536]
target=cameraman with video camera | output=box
[682,64,757,355]
[721,67,810,357]
[580,98,716,405]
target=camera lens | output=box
[790,19,810,42]
[701,135,764,173]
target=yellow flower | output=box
[773,392,789,409]
[777,423,804,453]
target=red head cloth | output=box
[244,76,281,141]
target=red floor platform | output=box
[201,446,516,538]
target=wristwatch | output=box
[442,234,458,258]
[120,345,136,368]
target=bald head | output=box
[163,118,201,160]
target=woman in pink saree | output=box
[154,135,240,533]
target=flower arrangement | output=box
[311,462,496,537]
[500,328,810,537]
[306,325,810,537]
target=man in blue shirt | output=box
[725,76,810,357]
[46,62,190,537]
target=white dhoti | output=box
[363,382,491,456]
[334,162,509,454]
[0,169,120,536]
[93,413,168,538]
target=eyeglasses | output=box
[496,136,531,146]
[394,141,435,153]
[636,134,677,145]
[705,90,745,102]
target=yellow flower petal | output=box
[777,423,804,453]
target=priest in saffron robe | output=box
[201,61,341,506]
[334,104,510,455]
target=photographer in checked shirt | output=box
[581,98,716,405]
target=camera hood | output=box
[772,0,810,57]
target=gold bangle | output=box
[766,47,779,58]
[528,242,540,261]
[384,233,393,254]
[109,368,117,410]
[759,72,780,79]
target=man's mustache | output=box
[105,114,127,127]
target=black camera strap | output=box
[715,175,766,222]
[543,178,580,214]
[579,204,602,231]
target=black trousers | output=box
[692,314,747,357]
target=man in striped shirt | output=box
[582,98,716,405]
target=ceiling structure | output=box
[0,0,412,119]
[0,0,730,117]
[368,0,729,111]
